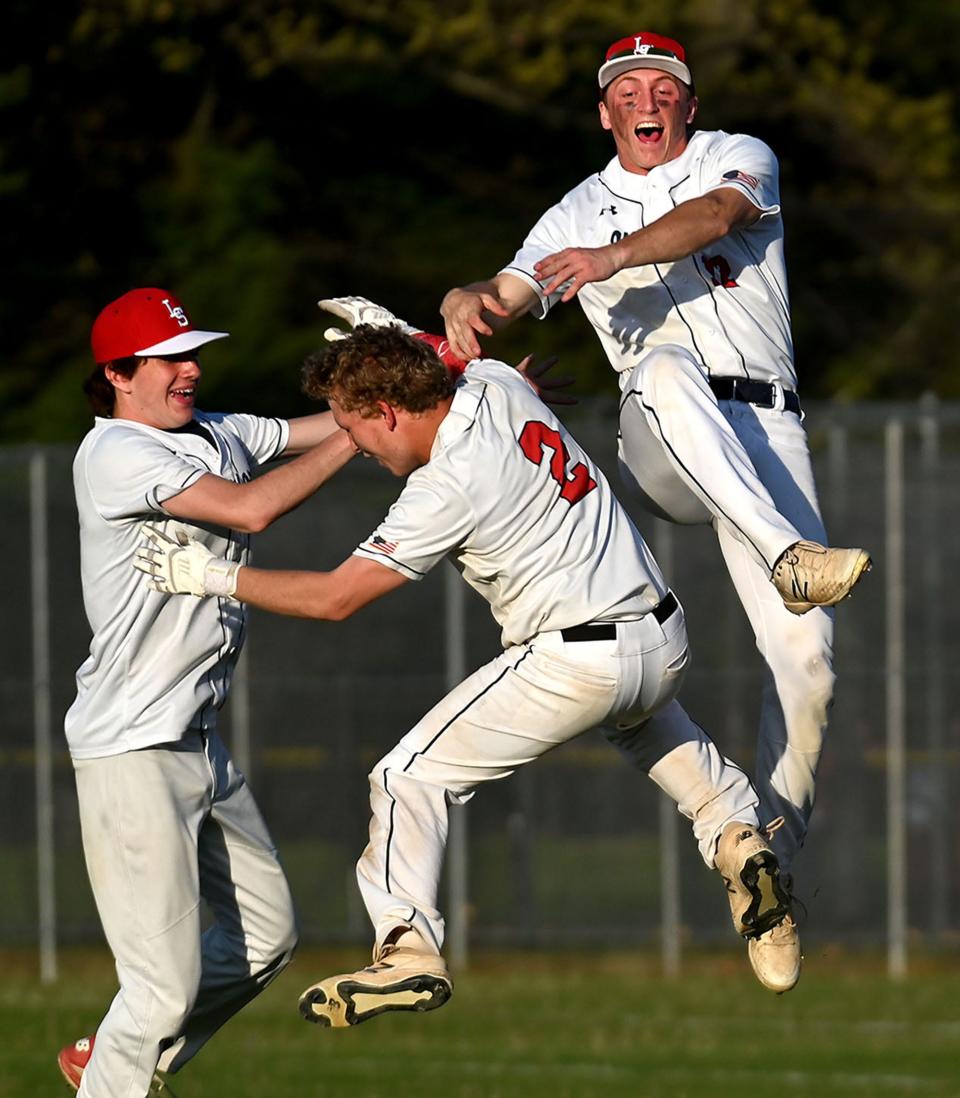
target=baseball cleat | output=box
[715,821,792,938]
[57,1034,178,1096]
[771,540,872,614]
[299,945,452,1028]
[748,912,802,993]
[57,1036,92,1090]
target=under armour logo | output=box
[161,298,190,328]
[600,205,618,216]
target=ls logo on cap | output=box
[633,39,653,55]
[162,299,190,328]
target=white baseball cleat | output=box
[748,912,802,994]
[771,540,872,614]
[714,821,792,939]
[299,944,452,1028]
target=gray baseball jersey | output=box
[503,130,795,387]
[353,359,667,647]
[65,412,288,759]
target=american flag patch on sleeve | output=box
[721,169,760,189]
[365,534,398,556]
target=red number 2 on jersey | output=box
[518,421,597,504]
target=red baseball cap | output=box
[598,32,692,90]
[90,287,229,364]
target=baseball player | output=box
[57,287,356,1097]
[440,31,872,992]
[135,320,795,1028]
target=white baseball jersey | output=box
[353,360,667,647]
[503,129,796,388]
[65,411,288,759]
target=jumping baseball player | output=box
[440,31,871,992]
[57,287,356,1097]
[134,319,795,1028]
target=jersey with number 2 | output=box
[353,360,665,647]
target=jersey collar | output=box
[601,129,709,198]
[431,372,484,457]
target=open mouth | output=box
[170,386,196,403]
[634,121,665,144]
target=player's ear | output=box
[598,98,612,131]
[377,401,398,430]
[686,95,699,125]
[104,362,134,393]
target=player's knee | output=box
[767,644,836,745]
[635,346,696,403]
[797,642,835,714]
[368,744,415,796]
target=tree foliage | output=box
[2,0,956,441]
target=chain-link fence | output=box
[3,397,958,976]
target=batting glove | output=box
[133,525,240,598]
[318,296,419,342]
[319,295,469,374]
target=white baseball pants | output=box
[615,345,835,869]
[73,731,298,1098]
[356,605,760,957]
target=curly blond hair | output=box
[302,326,455,416]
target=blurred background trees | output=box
[2,0,957,441]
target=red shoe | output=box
[56,1034,178,1095]
[57,1035,93,1090]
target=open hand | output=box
[440,288,510,361]
[535,246,622,302]
[516,353,578,407]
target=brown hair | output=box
[82,355,143,416]
[302,326,455,416]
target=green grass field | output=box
[2,948,958,1098]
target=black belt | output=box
[561,592,678,643]
[709,376,801,415]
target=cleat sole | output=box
[299,973,451,1028]
[739,850,791,938]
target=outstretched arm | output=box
[236,554,407,619]
[284,411,341,454]
[319,293,573,403]
[163,428,357,533]
[134,528,407,618]
[536,189,762,302]
[440,273,540,361]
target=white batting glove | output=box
[133,525,240,598]
[318,296,421,343]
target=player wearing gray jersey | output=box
[135,321,795,1029]
[441,32,871,992]
[58,287,356,1097]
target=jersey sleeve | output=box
[353,472,474,581]
[208,412,289,465]
[500,195,579,320]
[81,426,209,520]
[702,133,781,218]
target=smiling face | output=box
[107,351,201,429]
[599,67,698,175]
